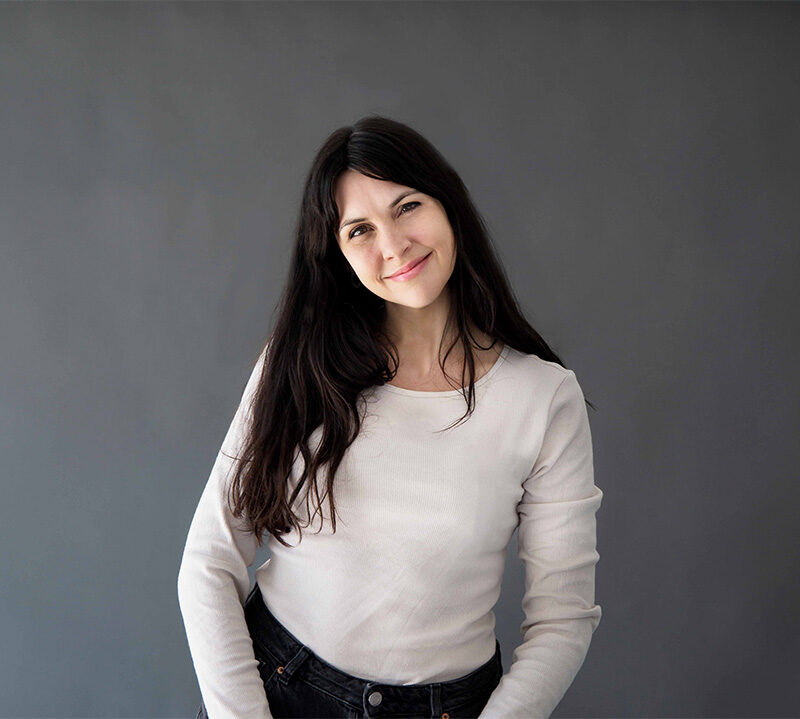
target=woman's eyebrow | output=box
[339,190,417,233]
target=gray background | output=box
[1,2,798,717]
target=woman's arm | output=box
[177,343,274,719]
[480,370,603,719]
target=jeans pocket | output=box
[257,659,282,691]
[447,673,501,719]
[447,692,494,719]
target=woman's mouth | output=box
[387,252,432,281]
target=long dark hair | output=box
[227,115,595,548]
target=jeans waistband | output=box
[243,582,503,717]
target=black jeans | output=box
[196,582,503,719]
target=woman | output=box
[177,115,603,719]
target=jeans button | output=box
[368,690,383,706]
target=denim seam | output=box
[292,674,363,712]
[253,641,283,666]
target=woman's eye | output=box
[348,201,420,240]
[400,201,421,214]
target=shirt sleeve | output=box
[479,369,603,719]
[177,342,274,719]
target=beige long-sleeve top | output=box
[177,341,603,719]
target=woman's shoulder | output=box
[502,345,574,385]
[499,347,586,419]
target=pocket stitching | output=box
[257,659,282,690]
[253,640,283,666]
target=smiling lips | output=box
[387,252,432,281]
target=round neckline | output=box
[379,343,510,397]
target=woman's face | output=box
[334,170,456,309]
